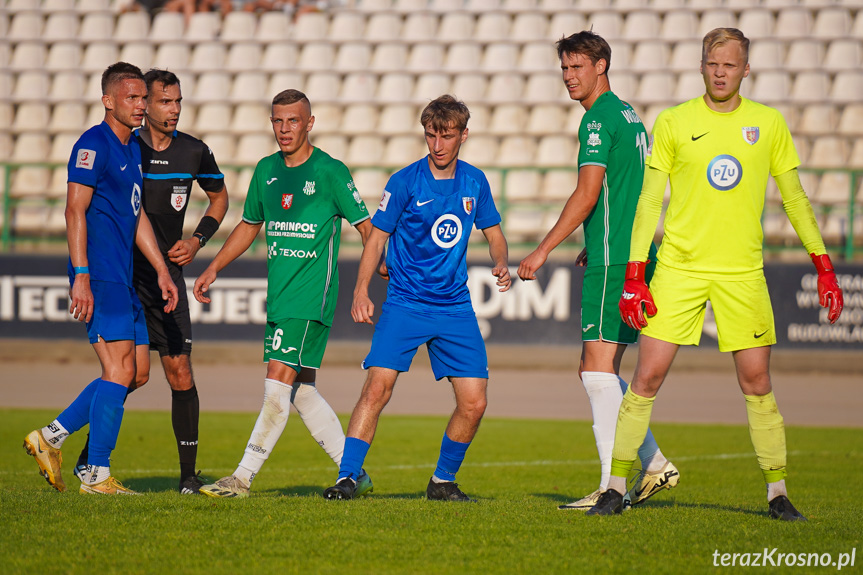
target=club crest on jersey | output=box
[587,132,601,147]
[171,186,188,212]
[282,194,293,209]
[303,181,316,195]
[462,196,475,215]
[742,127,759,145]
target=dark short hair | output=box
[143,68,181,93]
[101,62,144,95]
[272,89,311,110]
[556,30,612,74]
[420,94,470,133]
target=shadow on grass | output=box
[532,492,766,517]
[124,476,181,493]
[263,485,427,500]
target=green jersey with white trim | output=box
[577,91,653,267]
[243,147,369,325]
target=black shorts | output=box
[134,262,192,357]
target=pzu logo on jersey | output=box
[432,214,462,249]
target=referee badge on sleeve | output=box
[379,190,391,212]
[76,149,95,169]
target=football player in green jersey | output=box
[589,28,843,520]
[518,31,677,511]
[193,90,378,498]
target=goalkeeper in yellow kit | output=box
[587,28,844,520]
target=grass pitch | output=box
[2,409,861,574]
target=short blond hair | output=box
[702,28,750,64]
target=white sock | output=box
[235,378,292,486]
[581,371,623,491]
[291,382,345,466]
[84,464,110,485]
[617,376,667,473]
[42,420,70,449]
[767,479,788,501]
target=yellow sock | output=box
[610,388,656,479]
[744,391,787,483]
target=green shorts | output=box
[581,261,654,345]
[263,319,331,373]
[641,264,776,352]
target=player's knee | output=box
[459,394,487,421]
[134,370,149,389]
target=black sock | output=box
[172,386,199,480]
[76,386,135,466]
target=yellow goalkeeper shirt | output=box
[636,96,800,279]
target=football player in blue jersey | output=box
[23,62,179,495]
[324,95,511,502]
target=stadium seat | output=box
[192,73,231,104]
[10,42,47,72]
[189,42,226,73]
[371,43,409,72]
[639,104,665,133]
[402,12,439,41]
[220,11,257,42]
[737,9,774,38]
[43,0,75,9]
[444,42,481,72]
[797,104,838,136]
[11,205,51,236]
[311,135,348,162]
[0,70,11,100]
[298,43,336,71]
[149,12,184,42]
[12,71,49,102]
[0,101,11,129]
[823,39,862,72]
[660,10,698,41]
[791,71,831,103]
[674,71,703,102]
[351,168,389,203]
[47,167,67,199]
[785,40,825,71]
[293,11,330,42]
[622,11,660,41]
[43,12,79,41]
[489,104,527,135]
[774,9,812,39]
[228,72,270,104]
[451,73,488,103]
[541,0,576,9]
[365,12,402,41]
[838,104,863,136]
[310,103,343,134]
[829,71,863,103]
[346,135,385,167]
[808,137,849,169]
[152,42,191,71]
[229,168,253,203]
[413,73,451,103]
[430,0,464,11]
[668,40,701,72]
[10,166,51,199]
[848,139,863,169]
[486,75,525,104]
[613,0,649,10]
[49,102,87,134]
[519,42,559,73]
[81,42,118,73]
[503,0,537,9]
[466,0,502,10]
[459,134,499,166]
[854,9,863,37]
[438,12,475,42]
[503,208,545,242]
[119,42,154,71]
[749,71,791,104]
[565,103,586,132]
[49,132,78,163]
[698,9,736,35]
[524,72,567,104]
[503,170,542,201]
[341,73,378,104]
[12,133,50,162]
[236,134,276,165]
[12,103,50,134]
[384,135,424,166]
[46,42,82,72]
[194,103,233,134]
[535,135,576,167]
[226,43,262,73]
[474,12,511,41]
[267,71,305,99]
[812,7,852,38]
[186,12,219,42]
[341,104,380,135]
[607,39,632,71]
[635,72,675,105]
[482,43,521,72]
[496,136,537,167]
[335,42,372,72]
[85,100,104,126]
[631,41,670,72]
[377,73,414,103]
[113,11,149,41]
[8,12,43,40]
[547,13,587,40]
[526,104,566,135]
[379,103,417,135]
[260,43,300,73]
[230,103,270,135]
[257,11,291,41]
[330,11,366,41]
[816,172,853,204]
[541,170,578,200]
[588,12,623,39]
[511,12,548,41]
[748,40,785,71]
[394,0,428,11]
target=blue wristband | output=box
[73,266,89,275]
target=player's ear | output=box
[102,93,113,112]
[743,62,750,78]
[596,58,607,75]
[460,127,469,144]
[306,115,315,133]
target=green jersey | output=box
[243,147,369,325]
[578,91,653,267]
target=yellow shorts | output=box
[641,264,776,352]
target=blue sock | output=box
[56,378,101,434]
[88,380,128,467]
[433,433,470,482]
[338,437,370,481]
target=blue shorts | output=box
[362,302,489,381]
[81,279,149,345]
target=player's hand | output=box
[493,264,511,292]
[517,249,547,281]
[167,238,200,266]
[194,267,218,304]
[351,292,375,324]
[811,253,843,323]
[157,269,179,313]
[69,273,94,323]
[575,247,588,267]
[376,259,389,280]
[619,261,656,330]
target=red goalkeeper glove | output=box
[619,261,656,330]
[810,253,843,324]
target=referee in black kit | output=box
[74,69,229,494]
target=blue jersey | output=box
[372,157,501,313]
[67,122,143,286]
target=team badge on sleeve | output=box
[742,127,759,145]
[378,190,391,211]
[282,194,293,209]
[76,149,95,169]
[462,196,475,215]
